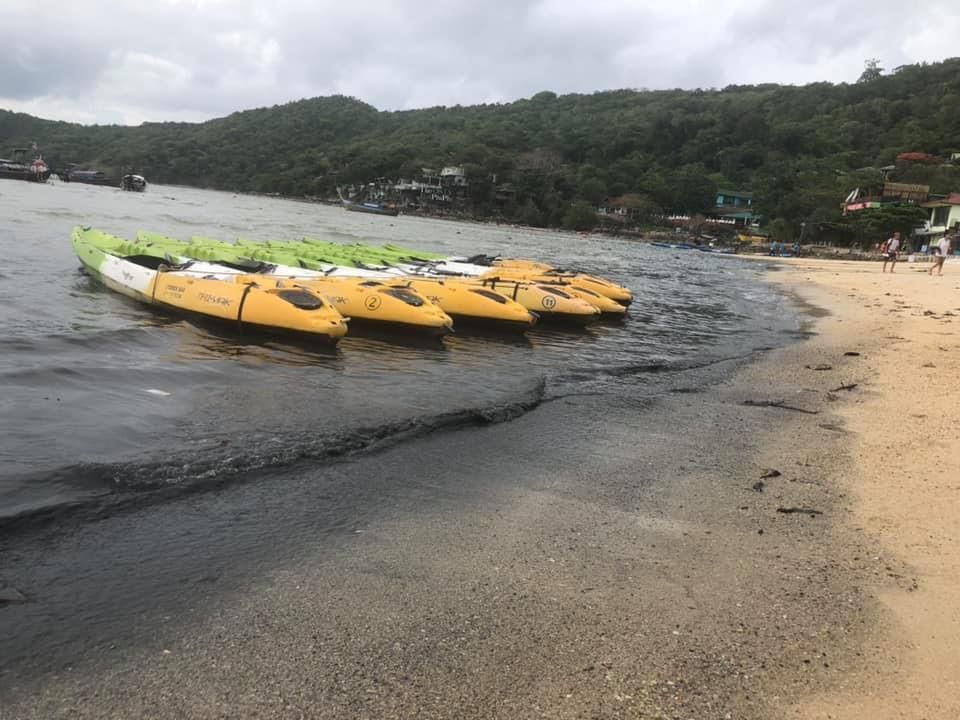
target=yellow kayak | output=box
[555,283,627,315]
[474,257,632,305]
[270,276,454,336]
[72,227,349,342]
[486,268,633,305]
[462,278,602,324]
[488,258,555,272]
[154,274,349,340]
[400,278,538,331]
[144,233,455,336]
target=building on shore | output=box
[841,181,930,213]
[392,178,447,206]
[440,166,467,188]
[343,165,473,209]
[918,192,960,245]
[841,179,960,249]
[596,194,655,222]
[708,189,757,227]
[658,189,759,231]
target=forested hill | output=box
[3,57,960,234]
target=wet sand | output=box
[2,258,956,718]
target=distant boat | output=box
[343,198,399,217]
[121,174,147,192]
[0,148,50,183]
[650,241,697,250]
[61,168,118,186]
[337,187,399,216]
[650,241,734,254]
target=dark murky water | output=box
[0,180,797,526]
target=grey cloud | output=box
[0,0,954,125]
[0,10,112,100]
[0,51,107,100]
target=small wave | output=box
[2,325,172,354]
[322,230,366,242]
[0,364,90,383]
[555,360,675,384]
[0,378,546,533]
[554,350,762,385]
[33,209,82,219]
[156,213,208,226]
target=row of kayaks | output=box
[71,227,633,342]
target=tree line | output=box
[3,57,960,242]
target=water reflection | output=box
[172,324,343,368]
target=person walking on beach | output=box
[929,233,953,276]
[882,232,901,273]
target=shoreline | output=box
[3,342,860,719]
[1,259,956,717]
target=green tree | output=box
[673,165,717,214]
[6,57,960,233]
[768,218,793,242]
[516,199,545,227]
[562,201,597,231]
[858,59,883,83]
[615,193,664,226]
[578,177,608,204]
[842,205,929,247]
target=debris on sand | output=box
[776,507,823,517]
[830,383,858,392]
[742,399,819,415]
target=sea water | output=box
[0,180,797,525]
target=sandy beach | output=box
[1,254,958,719]
[763,256,960,719]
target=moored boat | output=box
[221,238,607,323]
[278,239,633,308]
[342,198,400,216]
[137,233,541,332]
[235,238,588,326]
[434,277,601,325]
[510,278,627,317]
[61,168,118,186]
[256,239,626,315]
[337,187,400,216]
[121,174,147,192]
[460,255,633,306]
[72,227,349,342]
[134,233,458,335]
[0,148,50,183]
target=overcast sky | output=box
[2,0,957,126]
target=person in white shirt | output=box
[882,232,901,273]
[929,234,953,276]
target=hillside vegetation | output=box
[3,58,960,237]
